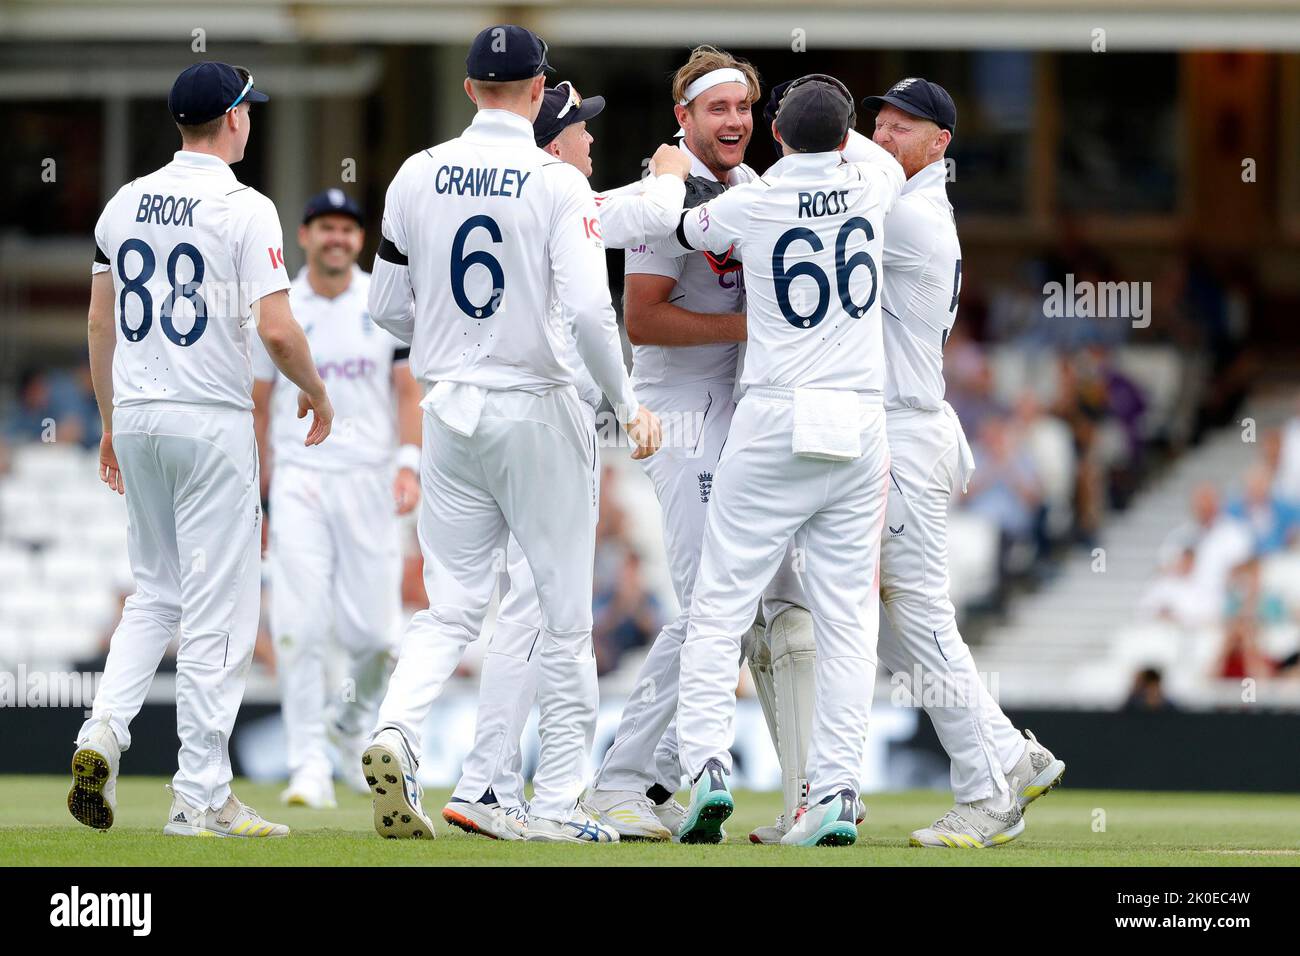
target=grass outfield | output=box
[2,775,1298,866]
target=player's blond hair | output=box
[671,45,761,107]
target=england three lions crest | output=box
[698,471,713,503]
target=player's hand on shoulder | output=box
[297,388,334,446]
[98,432,124,495]
[650,144,691,181]
[625,406,663,461]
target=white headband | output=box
[678,67,748,106]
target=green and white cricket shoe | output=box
[68,715,120,831]
[1007,729,1065,810]
[586,789,673,841]
[163,790,290,838]
[909,799,1024,849]
[780,790,859,847]
[753,796,863,844]
[678,758,734,844]
[363,728,436,840]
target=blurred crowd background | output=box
[4,2,1300,757]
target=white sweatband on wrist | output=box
[396,444,421,473]
[678,68,748,105]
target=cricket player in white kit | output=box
[586,46,815,841]
[752,77,1066,848]
[252,189,423,811]
[667,75,904,847]
[360,26,661,844]
[72,62,333,838]
[443,83,693,841]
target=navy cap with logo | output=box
[466,25,556,82]
[863,77,956,135]
[533,82,605,147]
[169,61,269,126]
[302,189,364,227]
[775,74,856,153]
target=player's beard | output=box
[685,127,750,179]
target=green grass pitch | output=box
[3,776,1298,865]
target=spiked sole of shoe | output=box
[68,748,114,830]
[363,743,434,840]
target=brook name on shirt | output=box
[434,165,531,198]
[135,194,200,226]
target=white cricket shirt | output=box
[253,267,408,470]
[623,142,755,390]
[677,141,904,393]
[368,109,638,421]
[843,131,962,411]
[92,150,291,411]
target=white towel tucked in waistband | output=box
[423,381,487,438]
[792,388,861,461]
[942,401,977,492]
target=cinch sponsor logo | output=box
[49,886,151,937]
[317,358,377,380]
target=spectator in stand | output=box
[1158,483,1253,604]
[592,549,662,676]
[966,414,1045,594]
[3,368,59,443]
[1227,464,1299,556]
[1213,616,1274,681]
[1123,667,1177,712]
[1137,546,1221,629]
[1011,389,1075,540]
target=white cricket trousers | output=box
[452,406,601,812]
[79,403,262,812]
[374,386,598,821]
[678,388,890,805]
[879,405,1025,803]
[591,380,734,795]
[269,463,401,783]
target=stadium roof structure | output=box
[2,0,1300,51]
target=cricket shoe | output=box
[781,790,859,847]
[678,758,734,845]
[163,790,290,838]
[68,715,120,831]
[1007,729,1065,811]
[525,805,619,844]
[363,728,435,839]
[652,795,688,839]
[442,791,526,841]
[909,799,1024,849]
[752,797,864,844]
[280,772,337,810]
[585,789,673,841]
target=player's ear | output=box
[771,119,782,144]
[673,103,690,131]
[463,78,477,105]
[297,223,310,251]
[532,74,545,102]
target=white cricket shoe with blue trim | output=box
[363,728,436,840]
[525,805,619,844]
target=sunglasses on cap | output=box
[227,67,256,114]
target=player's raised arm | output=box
[842,127,906,208]
[253,291,333,446]
[591,145,690,248]
[549,165,661,458]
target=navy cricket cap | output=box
[775,74,856,153]
[533,82,605,147]
[863,77,956,135]
[466,25,555,81]
[302,188,364,227]
[169,61,268,126]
